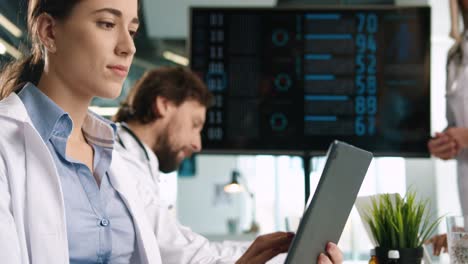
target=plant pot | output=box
[375,247,423,264]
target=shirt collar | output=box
[17,82,116,148]
[17,82,72,141]
[83,110,116,149]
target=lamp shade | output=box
[224,170,244,193]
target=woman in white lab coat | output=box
[427,0,468,256]
[0,0,165,262]
[0,1,342,263]
[428,0,468,216]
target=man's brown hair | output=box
[114,66,213,124]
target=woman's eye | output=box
[129,30,138,38]
[98,21,115,29]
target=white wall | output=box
[177,155,305,235]
[177,155,245,234]
[142,0,276,39]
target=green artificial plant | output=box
[366,191,443,249]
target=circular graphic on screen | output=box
[272,29,289,46]
[270,113,288,132]
[274,73,292,92]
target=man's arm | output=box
[141,186,342,264]
[236,234,342,264]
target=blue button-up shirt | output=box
[18,83,136,264]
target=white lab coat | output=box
[116,126,251,263]
[0,93,164,263]
[447,36,468,215]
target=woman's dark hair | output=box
[114,67,213,124]
[0,0,141,100]
[0,0,79,99]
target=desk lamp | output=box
[224,170,259,234]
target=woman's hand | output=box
[426,233,448,256]
[428,132,459,160]
[445,127,468,149]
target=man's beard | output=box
[154,132,183,173]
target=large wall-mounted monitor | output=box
[190,6,430,157]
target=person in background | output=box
[427,0,468,257]
[113,66,344,264]
[0,0,298,263]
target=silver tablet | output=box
[285,140,373,264]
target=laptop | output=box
[285,140,373,263]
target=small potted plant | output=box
[365,191,442,264]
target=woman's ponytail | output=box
[0,53,44,99]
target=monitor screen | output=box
[190,6,430,157]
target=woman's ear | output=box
[36,13,57,53]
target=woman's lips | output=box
[107,65,128,77]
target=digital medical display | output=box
[190,7,430,156]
